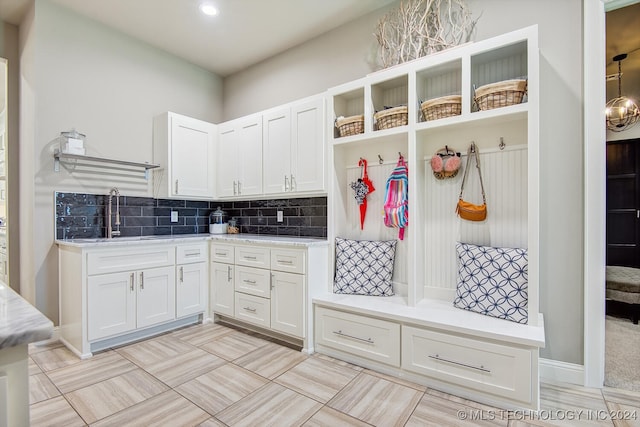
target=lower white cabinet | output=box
[270,271,304,337]
[58,241,209,357]
[211,261,234,316]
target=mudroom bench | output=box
[312,294,545,411]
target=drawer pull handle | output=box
[243,279,257,284]
[428,354,490,373]
[244,256,257,260]
[243,306,257,313]
[130,273,134,292]
[179,266,184,282]
[184,251,200,257]
[227,266,232,282]
[139,272,144,290]
[333,330,374,344]
[278,260,293,265]
[215,251,227,256]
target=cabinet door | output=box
[88,271,136,341]
[237,116,263,196]
[217,122,239,197]
[170,113,215,198]
[262,107,292,194]
[136,266,176,329]
[270,271,304,338]
[291,97,325,193]
[211,261,234,317]
[176,262,208,318]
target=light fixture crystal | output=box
[606,53,640,132]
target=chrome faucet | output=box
[107,187,121,238]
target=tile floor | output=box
[28,322,640,426]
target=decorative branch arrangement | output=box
[374,0,478,69]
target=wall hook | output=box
[499,137,506,150]
[378,154,384,164]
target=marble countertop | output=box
[0,282,53,350]
[56,233,328,248]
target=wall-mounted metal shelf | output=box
[53,150,161,180]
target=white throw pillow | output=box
[453,242,528,324]
[333,237,397,296]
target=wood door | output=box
[607,139,640,267]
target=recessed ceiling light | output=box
[200,3,219,16]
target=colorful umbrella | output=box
[350,158,375,229]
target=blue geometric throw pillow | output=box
[453,242,528,324]
[333,237,396,296]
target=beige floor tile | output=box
[198,418,227,427]
[30,395,86,427]
[234,341,307,379]
[29,373,61,404]
[30,345,82,372]
[303,406,371,426]
[46,351,137,394]
[28,339,64,355]
[176,363,269,415]
[91,390,210,427]
[406,392,507,427]
[328,372,423,427]
[116,334,197,368]
[540,383,613,426]
[29,357,43,375]
[144,348,226,387]
[606,400,640,427]
[275,356,360,403]
[312,352,365,372]
[363,367,427,392]
[604,387,640,408]
[216,382,322,427]
[199,329,270,361]
[171,322,235,346]
[427,388,507,413]
[65,368,169,424]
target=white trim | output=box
[540,358,585,386]
[604,0,640,11]
[583,0,607,388]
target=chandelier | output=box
[606,53,640,132]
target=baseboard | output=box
[540,358,585,386]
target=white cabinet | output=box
[270,271,304,337]
[217,115,262,197]
[176,243,208,318]
[135,266,176,328]
[263,97,325,195]
[153,111,216,199]
[210,243,235,317]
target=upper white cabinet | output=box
[153,112,216,200]
[263,96,325,195]
[217,114,263,197]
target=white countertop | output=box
[56,233,329,248]
[0,282,53,350]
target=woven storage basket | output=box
[374,106,408,130]
[421,95,462,121]
[335,115,364,137]
[474,79,527,111]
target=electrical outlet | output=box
[171,211,179,223]
[277,210,284,223]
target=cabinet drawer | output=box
[235,266,271,298]
[177,242,208,264]
[271,248,305,274]
[402,325,532,403]
[235,292,270,328]
[211,243,234,263]
[315,306,400,367]
[235,246,270,268]
[87,246,175,276]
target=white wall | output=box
[24,0,223,323]
[224,0,585,365]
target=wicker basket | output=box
[474,79,527,111]
[421,95,462,121]
[374,106,408,130]
[335,115,364,137]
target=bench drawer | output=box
[235,292,270,328]
[235,266,271,298]
[402,325,532,403]
[235,246,270,268]
[211,243,234,263]
[315,306,400,367]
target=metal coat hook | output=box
[378,154,383,164]
[499,137,506,150]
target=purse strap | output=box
[458,142,486,203]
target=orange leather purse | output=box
[456,142,487,221]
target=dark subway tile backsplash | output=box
[55,192,327,240]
